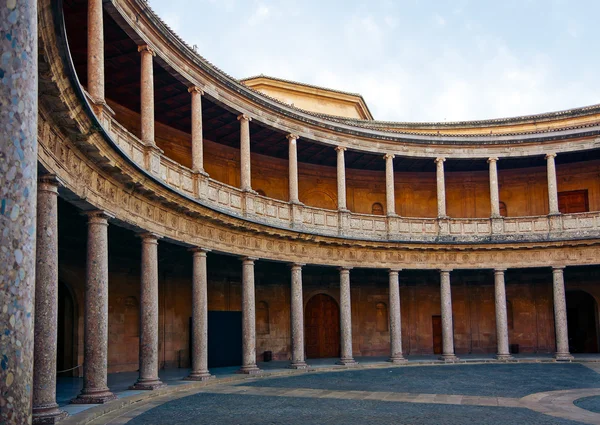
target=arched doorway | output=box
[57,282,78,376]
[305,294,340,358]
[566,290,599,353]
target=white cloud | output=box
[248,4,270,26]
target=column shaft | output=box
[290,264,307,369]
[238,258,261,374]
[189,87,205,174]
[139,46,155,145]
[336,147,348,211]
[439,270,458,361]
[385,154,396,216]
[388,269,406,363]
[488,158,501,217]
[435,157,447,218]
[553,267,574,361]
[546,153,560,215]
[337,268,357,365]
[288,135,300,204]
[87,0,104,103]
[494,269,512,360]
[238,115,253,191]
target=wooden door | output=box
[432,315,443,355]
[558,190,589,214]
[305,294,340,358]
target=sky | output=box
[147,0,600,122]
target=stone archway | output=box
[57,281,79,376]
[304,294,340,359]
[566,290,599,353]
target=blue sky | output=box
[148,0,600,122]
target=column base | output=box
[129,378,167,391]
[32,404,68,424]
[236,364,262,375]
[495,354,514,361]
[71,388,117,404]
[184,371,214,381]
[438,354,460,363]
[288,361,309,370]
[388,355,408,364]
[554,353,574,362]
[336,358,358,366]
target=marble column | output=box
[384,154,396,216]
[552,267,574,361]
[186,248,213,380]
[189,86,206,175]
[139,45,156,146]
[131,233,166,390]
[388,269,406,363]
[439,269,458,362]
[87,0,104,104]
[494,269,512,360]
[289,264,308,369]
[0,0,38,422]
[287,134,300,204]
[337,267,357,365]
[72,211,116,404]
[435,157,447,218]
[238,257,261,374]
[33,176,67,424]
[238,114,253,192]
[546,153,560,215]
[488,157,501,218]
[336,147,348,211]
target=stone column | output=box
[488,157,501,218]
[494,269,512,360]
[435,157,447,218]
[88,0,104,104]
[131,233,166,390]
[33,176,67,424]
[238,258,261,374]
[189,86,206,175]
[289,264,308,369]
[238,114,253,192]
[546,153,560,215]
[552,267,574,361]
[337,267,357,365]
[186,248,213,380]
[388,269,406,363]
[0,1,38,422]
[72,212,116,404]
[139,45,156,146]
[384,154,396,216]
[439,269,458,362]
[288,134,300,204]
[336,147,348,211]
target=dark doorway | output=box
[57,282,77,376]
[207,311,243,368]
[432,315,443,355]
[305,294,340,358]
[566,290,599,353]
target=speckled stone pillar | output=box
[87,0,104,104]
[131,234,166,390]
[337,267,357,366]
[552,267,574,361]
[546,153,560,215]
[435,157,447,218]
[388,269,406,363]
[287,134,300,204]
[336,147,348,211]
[72,211,116,404]
[33,176,67,424]
[289,264,308,369]
[186,248,213,381]
[238,258,261,374]
[238,114,253,192]
[488,157,501,218]
[494,269,512,361]
[384,154,396,216]
[139,45,156,146]
[0,1,38,422]
[189,86,206,175]
[439,269,458,362]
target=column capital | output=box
[439,268,453,274]
[241,256,258,264]
[435,157,446,164]
[290,263,305,271]
[494,268,507,274]
[286,134,299,142]
[338,266,352,273]
[545,152,557,160]
[389,268,402,274]
[487,157,499,164]
[190,247,211,255]
[138,232,162,243]
[38,174,62,193]
[83,210,114,224]
[188,85,204,95]
[237,114,252,122]
[384,153,395,160]
[335,146,347,153]
[137,44,156,56]
[552,266,566,272]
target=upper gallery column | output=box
[289,264,308,369]
[88,0,104,104]
[488,157,501,218]
[33,176,67,424]
[239,257,261,374]
[336,147,348,211]
[287,134,300,204]
[439,269,458,362]
[546,153,560,215]
[493,269,512,360]
[0,0,38,422]
[186,248,213,380]
[552,267,574,361]
[189,86,206,175]
[435,157,448,218]
[139,45,156,146]
[72,211,116,404]
[238,114,253,192]
[388,269,406,363]
[337,267,357,365]
[131,233,166,390]
[384,154,397,216]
